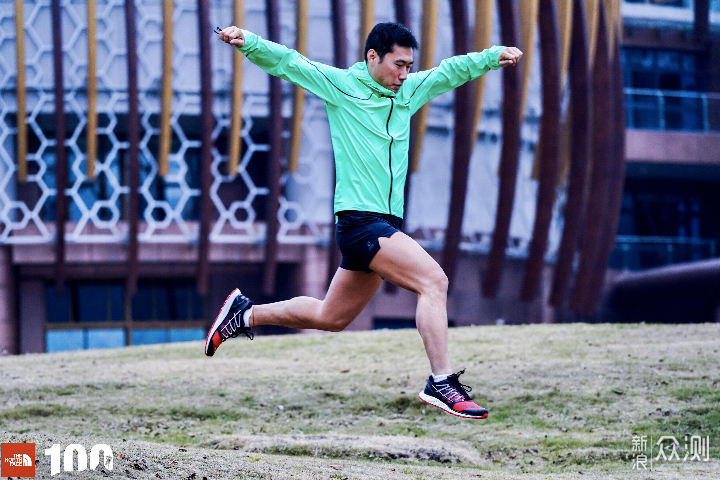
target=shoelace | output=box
[436,369,472,403]
[220,308,254,341]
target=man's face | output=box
[367,45,414,93]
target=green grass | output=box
[1,323,719,479]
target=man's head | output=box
[364,22,418,93]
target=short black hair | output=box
[364,22,418,63]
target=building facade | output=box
[0,0,718,354]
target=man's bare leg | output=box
[368,232,452,376]
[367,233,489,419]
[253,268,383,332]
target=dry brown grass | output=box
[1,323,719,479]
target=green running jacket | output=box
[238,31,505,219]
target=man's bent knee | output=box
[318,308,357,332]
[420,266,448,297]
[326,317,354,332]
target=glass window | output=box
[173,286,190,320]
[623,48,705,91]
[130,280,204,321]
[373,318,416,330]
[191,288,204,320]
[131,329,169,345]
[168,328,205,343]
[86,329,126,349]
[131,285,154,321]
[46,330,84,352]
[623,48,707,131]
[45,279,205,323]
[46,281,127,323]
[77,283,108,322]
[656,51,679,72]
[109,284,124,321]
[155,284,170,320]
[46,285,71,323]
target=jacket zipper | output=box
[385,98,395,216]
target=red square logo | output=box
[1,443,36,478]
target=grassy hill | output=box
[1,323,719,479]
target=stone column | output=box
[0,246,17,354]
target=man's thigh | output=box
[320,267,383,324]
[368,232,444,294]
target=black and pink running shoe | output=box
[204,288,254,356]
[419,369,489,419]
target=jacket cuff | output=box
[488,45,507,69]
[237,30,259,54]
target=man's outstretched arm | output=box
[218,26,343,105]
[407,46,523,113]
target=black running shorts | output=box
[335,210,403,273]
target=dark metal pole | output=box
[483,0,522,298]
[394,0,411,28]
[569,4,612,313]
[380,0,416,295]
[385,0,413,294]
[124,0,140,297]
[262,0,283,297]
[51,0,67,295]
[441,0,474,289]
[549,0,591,307]
[584,32,627,314]
[326,0,348,289]
[520,0,562,302]
[197,0,214,296]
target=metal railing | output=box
[625,0,720,10]
[624,0,689,6]
[624,88,720,132]
[609,235,720,271]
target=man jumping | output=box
[206,22,522,419]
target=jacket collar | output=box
[349,61,397,97]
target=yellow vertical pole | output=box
[86,0,98,179]
[228,0,244,177]
[288,0,307,173]
[519,0,539,116]
[585,0,599,66]
[159,0,173,177]
[470,0,493,146]
[14,0,27,183]
[604,0,621,57]
[555,0,574,184]
[558,0,574,86]
[409,0,437,173]
[359,0,375,62]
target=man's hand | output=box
[218,26,245,48]
[498,47,523,67]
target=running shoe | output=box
[418,369,488,419]
[204,288,254,356]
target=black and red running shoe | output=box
[419,369,488,419]
[204,288,254,356]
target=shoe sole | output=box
[418,391,488,419]
[204,288,241,356]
